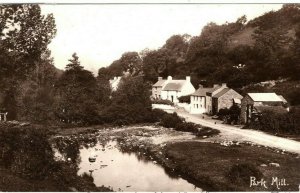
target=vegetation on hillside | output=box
[100,4,300,90]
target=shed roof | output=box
[153,79,167,87]
[191,87,214,96]
[248,93,283,102]
[162,80,186,91]
[278,95,288,103]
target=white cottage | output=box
[160,76,195,104]
[190,84,214,114]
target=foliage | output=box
[247,107,300,135]
[101,76,153,125]
[159,112,183,128]
[152,99,174,106]
[178,95,191,103]
[0,4,56,78]
[0,125,55,180]
[175,122,198,133]
[0,4,57,121]
[55,53,101,124]
[196,127,220,137]
[227,163,263,185]
[218,104,241,124]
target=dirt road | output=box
[166,109,300,154]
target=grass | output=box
[165,141,300,191]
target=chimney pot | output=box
[198,84,203,88]
[158,77,162,81]
[222,83,227,87]
[213,84,219,88]
[186,76,191,82]
[167,76,172,81]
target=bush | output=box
[0,125,56,180]
[218,105,241,124]
[159,112,183,128]
[175,122,198,133]
[178,95,191,103]
[247,108,300,135]
[196,127,220,137]
[227,163,263,185]
[152,99,174,106]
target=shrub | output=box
[196,127,220,137]
[227,163,263,185]
[178,95,191,103]
[218,104,241,124]
[175,122,198,133]
[247,108,300,135]
[0,126,56,180]
[152,99,174,106]
[159,112,183,128]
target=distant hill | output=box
[99,4,300,91]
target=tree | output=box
[55,54,100,124]
[0,5,56,77]
[119,52,143,76]
[0,5,57,120]
[65,53,83,71]
[142,49,169,82]
[101,76,153,125]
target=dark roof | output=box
[206,86,221,94]
[162,80,186,91]
[153,80,167,87]
[213,88,231,98]
[191,87,214,96]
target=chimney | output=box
[213,84,219,88]
[186,76,191,82]
[198,84,203,89]
[167,76,172,81]
[222,83,227,87]
[158,77,162,81]
[114,77,117,80]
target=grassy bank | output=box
[0,123,111,192]
[164,141,300,191]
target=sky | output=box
[41,4,283,74]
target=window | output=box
[196,104,199,108]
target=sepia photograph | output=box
[0,1,300,192]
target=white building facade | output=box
[152,76,195,104]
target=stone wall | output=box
[240,95,254,124]
[217,89,243,111]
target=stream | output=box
[77,140,202,191]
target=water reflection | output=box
[77,140,202,192]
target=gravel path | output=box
[166,109,300,154]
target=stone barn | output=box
[240,93,287,124]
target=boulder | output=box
[269,162,280,167]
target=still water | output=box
[77,140,202,192]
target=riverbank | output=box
[0,122,112,192]
[112,126,300,191]
[52,124,300,191]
